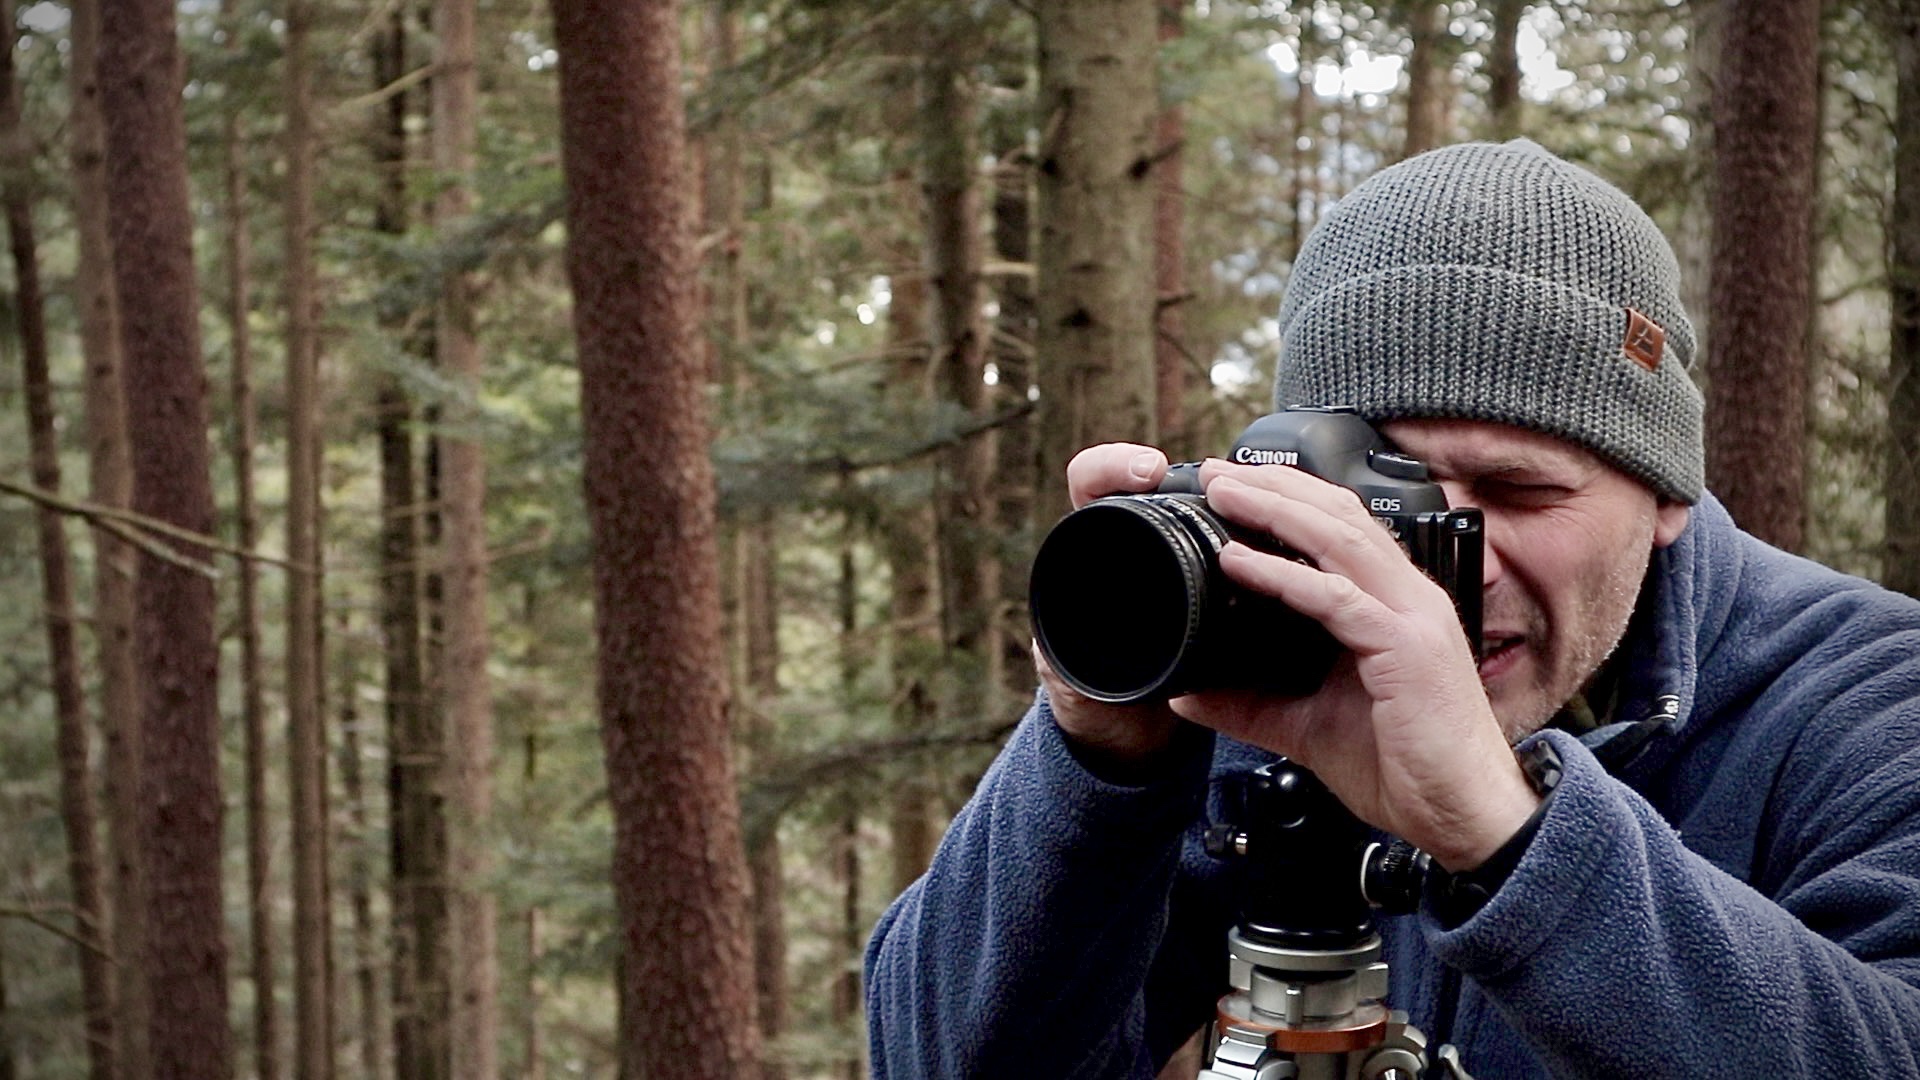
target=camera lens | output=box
[1029,494,1339,704]
[1029,496,1217,703]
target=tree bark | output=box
[989,143,1040,718]
[0,931,12,1080]
[519,689,547,1080]
[336,631,385,1080]
[551,0,762,1074]
[882,151,940,890]
[67,0,144,1073]
[1154,0,1189,461]
[283,0,334,1070]
[1890,4,1920,598]
[1289,16,1317,265]
[922,18,1000,729]
[1034,0,1160,526]
[697,12,787,1073]
[1677,0,1719,367]
[369,17,451,1080]
[432,0,501,1069]
[2,5,113,1069]
[832,805,861,1080]
[1402,0,1448,159]
[98,0,232,1069]
[220,0,278,1072]
[1705,0,1820,550]
[1486,0,1524,140]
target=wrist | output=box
[1428,738,1566,927]
[1428,762,1543,874]
[1044,692,1184,784]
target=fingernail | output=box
[1129,451,1159,480]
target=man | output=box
[864,140,1920,1077]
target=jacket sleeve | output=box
[863,695,1217,1080]
[1427,727,1920,1078]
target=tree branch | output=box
[0,903,114,961]
[739,718,1019,844]
[0,474,307,575]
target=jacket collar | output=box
[1578,493,1740,780]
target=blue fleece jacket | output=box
[864,496,1920,1078]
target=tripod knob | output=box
[1205,824,1249,859]
[1361,841,1430,915]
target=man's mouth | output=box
[1477,635,1526,678]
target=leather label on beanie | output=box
[1623,308,1665,371]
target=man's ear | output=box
[1653,500,1691,548]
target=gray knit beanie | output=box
[1273,139,1703,504]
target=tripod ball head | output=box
[1210,760,1378,951]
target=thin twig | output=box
[93,514,220,579]
[0,904,114,962]
[332,62,437,117]
[0,474,308,573]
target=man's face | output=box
[1379,418,1691,741]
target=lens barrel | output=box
[1029,494,1340,704]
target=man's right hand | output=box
[1035,443,1184,770]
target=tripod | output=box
[1195,761,1473,1080]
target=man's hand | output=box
[1168,459,1539,871]
[1035,443,1184,770]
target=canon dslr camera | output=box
[1029,406,1483,704]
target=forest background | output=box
[0,0,1915,1078]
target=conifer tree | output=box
[552,0,761,1072]
[98,0,232,1069]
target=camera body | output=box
[1029,406,1483,704]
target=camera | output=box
[1029,406,1484,704]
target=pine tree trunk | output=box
[221,0,278,1072]
[519,689,546,1080]
[1289,17,1317,265]
[551,0,761,1073]
[524,908,545,1080]
[1154,0,1189,461]
[432,0,501,1070]
[1402,0,1447,159]
[1034,0,1160,526]
[0,932,12,1080]
[1486,0,1523,140]
[989,144,1040,716]
[1677,0,1718,366]
[67,0,143,1074]
[369,18,451,1079]
[923,20,1000,724]
[98,0,232,1069]
[746,802,787,1080]
[1705,0,1820,550]
[335,614,386,1080]
[741,431,785,1080]
[3,7,113,1070]
[833,806,862,1080]
[697,12,787,1072]
[882,158,940,889]
[1890,6,1920,598]
[283,0,334,1071]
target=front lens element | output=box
[1030,497,1211,702]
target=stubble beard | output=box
[1487,522,1657,744]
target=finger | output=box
[1203,473,1437,610]
[1216,540,1409,657]
[1066,443,1168,509]
[1198,457,1375,521]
